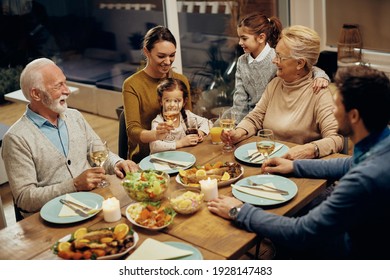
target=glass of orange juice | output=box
[209,118,223,144]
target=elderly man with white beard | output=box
[2,58,139,219]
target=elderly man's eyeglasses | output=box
[274,52,293,62]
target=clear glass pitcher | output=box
[337,24,362,66]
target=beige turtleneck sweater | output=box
[237,71,343,157]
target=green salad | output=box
[122,170,169,201]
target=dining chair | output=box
[14,201,24,222]
[342,136,349,155]
[118,110,128,160]
[0,195,7,229]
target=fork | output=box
[247,178,289,195]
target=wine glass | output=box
[89,139,110,188]
[256,129,275,174]
[185,117,198,136]
[163,109,178,142]
[219,109,236,153]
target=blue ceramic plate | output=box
[40,192,103,224]
[234,142,288,165]
[139,151,196,175]
[164,242,203,260]
[232,175,298,206]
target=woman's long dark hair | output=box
[143,25,176,51]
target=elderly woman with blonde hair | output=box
[222,25,343,159]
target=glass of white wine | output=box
[256,129,275,174]
[219,109,236,153]
[89,139,110,188]
[163,109,178,142]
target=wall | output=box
[326,0,390,53]
[290,0,390,77]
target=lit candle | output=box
[200,177,218,201]
[102,197,121,222]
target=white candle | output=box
[200,177,218,201]
[102,197,121,222]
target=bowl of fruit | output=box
[122,170,169,202]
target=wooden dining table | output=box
[0,135,347,260]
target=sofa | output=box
[57,48,137,119]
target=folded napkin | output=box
[58,194,91,217]
[152,161,171,171]
[232,183,286,201]
[150,155,192,167]
[247,144,284,163]
[126,238,194,260]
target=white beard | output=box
[42,92,68,114]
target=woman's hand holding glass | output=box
[257,129,275,174]
[220,127,247,145]
[155,122,173,140]
[219,109,237,153]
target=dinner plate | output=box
[175,165,244,189]
[232,175,298,206]
[139,151,196,175]
[164,242,203,260]
[234,142,289,165]
[40,192,103,224]
[55,230,139,260]
[125,203,175,230]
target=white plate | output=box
[139,151,196,175]
[55,230,139,260]
[40,192,103,224]
[125,203,175,231]
[232,175,298,206]
[234,142,289,165]
[175,165,244,189]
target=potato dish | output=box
[169,189,204,215]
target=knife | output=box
[150,156,189,167]
[249,152,264,162]
[59,199,89,217]
[250,144,283,162]
[231,184,289,195]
